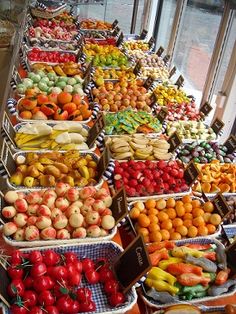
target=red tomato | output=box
[38,290,55,306]
[64,252,78,264]
[28,251,43,264]
[56,296,74,314]
[68,271,82,286]
[10,251,23,266]
[7,266,24,280]
[76,287,92,303]
[82,258,94,272]
[10,305,27,314]
[33,275,54,292]
[23,276,34,289]
[51,266,68,281]
[43,250,60,266]
[99,267,114,283]
[28,306,43,314]
[23,290,37,307]
[44,306,59,314]
[85,270,100,284]
[109,292,125,307]
[30,262,47,278]
[7,279,25,297]
[104,279,120,295]
[79,301,96,312]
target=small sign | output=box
[221,225,231,246]
[150,93,157,106]
[110,188,128,224]
[156,107,168,123]
[83,72,91,90]
[175,75,184,88]
[116,32,124,47]
[184,161,199,186]
[211,118,225,135]
[143,76,154,90]
[199,102,213,116]
[112,26,120,37]
[168,132,182,153]
[202,192,209,202]
[87,114,105,148]
[148,37,155,48]
[0,139,16,177]
[112,19,119,29]
[156,46,164,57]
[140,29,148,40]
[133,61,142,75]
[226,240,236,272]
[169,66,176,78]
[224,134,236,154]
[213,193,232,219]
[97,147,111,181]
[2,112,16,146]
[0,262,11,307]
[113,235,151,294]
[163,54,170,64]
[84,62,93,78]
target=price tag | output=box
[199,102,213,116]
[163,54,170,64]
[156,107,168,123]
[148,37,155,48]
[0,139,16,177]
[112,26,120,37]
[184,161,199,186]
[0,262,11,307]
[87,113,105,148]
[169,66,176,78]
[168,132,182,153]
[175,75,184,88]
[2,112,16,146]
[211,118,225,135]
[110,188,128,225]
[143,76,154,90]
[213,193,232,219]
[133,61,142,75]
[97,147,111,181]
[224,134,236,154]
[150,93,157,106]
[116,32,124,47]
[221,225,231,246]
[139,29,148,40]
[112,19,119,29]
[156,46,164,57]
[226,240,236,271]
[113,235,151,293]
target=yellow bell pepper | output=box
[145,278,179,295]
[171,247,206,259]
[147,267,177,286]
[158,258,182,270]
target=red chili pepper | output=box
[177,273,211,287]
[215,268,231,285]
[167,263,203,276]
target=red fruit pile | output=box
[28,48,76,63]
[8,249,125,314]
[156,102,201,121]
[114,160,188,197]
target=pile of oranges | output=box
[129,195,222,243]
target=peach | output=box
[94,188,109,199]
[69,213,84,228]
[13,213,28,228]
[51,208,63,220]
[3,222,18,236]
[26,191,42,204]
[4,191,19,204]
[100,195,112,207]
[101,215,115,230]
[13,228,25,241]
[92,200,106,214]
[71,200,83,208]
[80,205,92,216]
[27,216,38,226]
[101,208,112,216]
[55,197,70,211]
[55,182,70,196]
[14,199,28,213]
[53,214,68,229]
[2,206,16,219]
[25,226,40,241]
[37,205,51,217]
[79,187,96,199]
[84,197,95,207]
[66,224,74,233]
[85,211,101,225]
[36,216,52,229]
[42,190,57,208]
[65,206,80,218]
[57,229,71,239]
[72,227,86,239]
[86,225,101,237]
[17,192,26,199]
[27,204,39,216]
[100,228,109,236]
[66,188,79,202]
[41,227,57,240]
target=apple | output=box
[101,208,112,216]
[41,227,57,240]
[14,199,28,213]
[27,204,39,216]
[66,188,79,202]
[65,206,80,218]
[84,197,95,207]
[55,197,70,211]
[87,225,101,237]
[51,208,63,220]
[13,213,28,227]
[57,229,71,239]
[17,192,26,199]
[79,187,96,199]
[72,227,86,238]
[71,200,83,208]
[42,191,57,208]
[36,216,52,229]
[53,214,68,229]
[2,206,16,219]
[55,182,70,196]
[26,191,42,204]
[4,191,19,203]
[66,224,74,233]
[37,205,51,217]
[27,216,38,226]
[85,211,101,225]
[99,195,112,207]
[69,213,84,228]
[3,222,18,236]
[13,228,25,241]
[101,215,115,230]
[100,228,109,236]
[92,200,106,214]
[94,188,109,199]
[80,205,92,216]
[25,226,40,241]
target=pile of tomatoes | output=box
[28,48,77,64]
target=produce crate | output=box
[30,3,67,19]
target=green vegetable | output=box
[38,82,49,92]
[56,81,67,88]
[22,78,33,88]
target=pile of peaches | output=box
[2,185,115,242]
[18,91,92,121]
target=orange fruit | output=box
[206,224,216,234]
[166,198,176,208]
[172,218,183,228]
[170,232,182,240]
[143,235,150,243]
[138,227,149,237]
[156,199,167,210]
[138,214,150,228]
[182,195,192,203]
[134,201,145,211]
[176,225,188,236]
[160,229,170,240]
[149,223,160,233]
[183,213,193,220]
[192,208,204,218]
[149,231,162,242]
[198,225,208,236]
[192,199,201,208]
[203,213,211,223]
[193,216,205,227]
[161,220,173,230]
[148,214,158,224]
[158,212,169,222]
[129,207,140,219]
[188,225,198,237]
[204,201,214,213]
[148,208,158,215]
[58,92,72,104]
[209,214,222,226]
[169,228,175,234]
[166,208,176,219]
[183,219,193,228]
[145,199,156,209]
[184,203,193,213]
[175,200,184,208]
[176,206,185,217]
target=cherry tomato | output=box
[7,266,24,280]
[23,290,37,307]
[33,275,54,292]
[64,252,78,264]
[28,306,43,314]
[70,301,80,313]
[51,266,68,281]
[43,250,60,266]
[10,251,23,266]
[23,276,34,289]
[38,290,55,306]
[109,292,125,307]
[68,271,82,286]
[56,296,74,314]
[104,279,120,295]
[76,287,92,303]
[99,267,114,283]
[82,258,94,272]
[7,279,25,297]
[30,262,47,278]
[44,306,59,314]
[79,300,96,312]
[10,305,27,314]
[85,270,100,284]
[28,251,43,264]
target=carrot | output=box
[177,273,211,287]
[147,241,175,253]
[167,263,203,276]
[149,248,169,266]
[215,269,231,285]
[185,244,212,250]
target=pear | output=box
[9,172,23,186]
[23,176,34,188]
[17,165,28,174]
[27,165,40,178]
